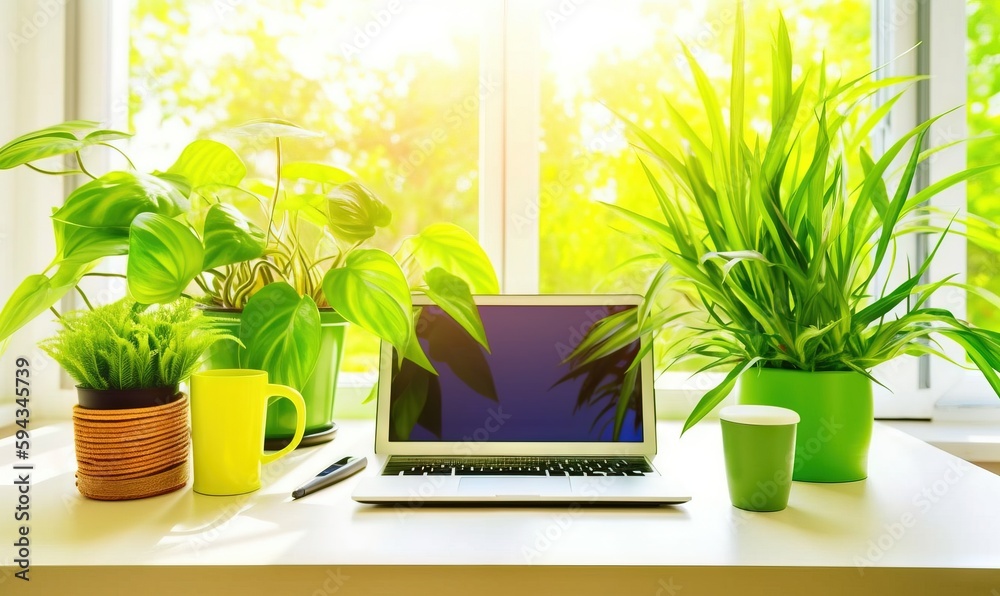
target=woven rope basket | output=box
[72,393,190,500]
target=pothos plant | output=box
[0,119,497,388]
[572,5,1000,437]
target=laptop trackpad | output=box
[458,477,571,497]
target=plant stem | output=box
[333,240,363,269]
[225,185,289,249]
[75,286,94,310]
[75,152,96,179]
[24,163,83,176]
[265,137,282,246]
[97,142,137,170]
[83,272,127,279]
[310,254,340,271]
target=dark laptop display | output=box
[387,304,643,443]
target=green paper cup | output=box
[720,405,800,512]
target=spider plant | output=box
[573,4,1000,437]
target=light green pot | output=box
[202,309,348,440]
[738,368,872,483]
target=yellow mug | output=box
[191,369,306,496]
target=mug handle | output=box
[261,384,307,464]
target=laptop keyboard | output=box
[382,457,654,477]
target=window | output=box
[2,1,995,419]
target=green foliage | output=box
[201,204,268,270]
[39,298,236,391]
[0,122,495,392]
[240,283,322,389]
[0,119,496,397]
[127,212,205,303]
[0,120,131,171]
[322,249,414,354]
[187,122,495,381]
[578,6,1000,435]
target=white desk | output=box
[2,420,999,595]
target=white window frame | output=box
[920,0,1000,419]
[0,0,127,421]
[868,0,999,421]
[481,0,541,293]
[3,0,996,423]
[1,0,74,422]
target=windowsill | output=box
[882,419,1000,464]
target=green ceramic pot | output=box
[738,368,872,483]
[202,308,348,440]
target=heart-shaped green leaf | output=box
[167,139,247,189]
[127,213,205,304]
[422,267,489,350]
[0,259,91,344]
[0,121,131,169]
[193,183,270,230]
[239,283,322,388]
[154,172,193,198]
[54,220,130,263]
[403,326,436,374]
[402,223,499,294]
[84,129,132,143]
[52,171,189,229]
[322,249,412,351]
[3,120,101,145]
[326,182,392,244]
[0,137,84,169]
[202,204,267,269]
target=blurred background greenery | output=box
[128,0,997,374]
[967,0,1000,331]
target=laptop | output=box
[351,294,690,505]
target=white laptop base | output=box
[353,459,690,505]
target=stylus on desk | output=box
[292,456,367,499]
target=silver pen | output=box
[292,456,368,499]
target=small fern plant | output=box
[41,298,236,391]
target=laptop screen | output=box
[387,303,643,443]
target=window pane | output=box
[538,0,873,296]
[129,0,483,371]
[967,0,1000,331]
